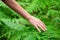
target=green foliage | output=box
[0,0,60,40]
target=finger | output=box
[37,23,45,31]
[36,21,46,31]
[38,20,46,27]
[38,20,47,30]
[38,22,47,31]
[34,25,41,32]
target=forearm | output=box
[2,0,31,19]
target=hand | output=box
[28,16,47,32]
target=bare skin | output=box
[2,0,47,32]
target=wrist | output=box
[26,15,32,20]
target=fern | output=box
[0,0,60,40]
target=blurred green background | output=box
[0,0,60,40]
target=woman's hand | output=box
[28,16,47,32]
[2,0,47,32]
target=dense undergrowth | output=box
[0,0,60,40]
